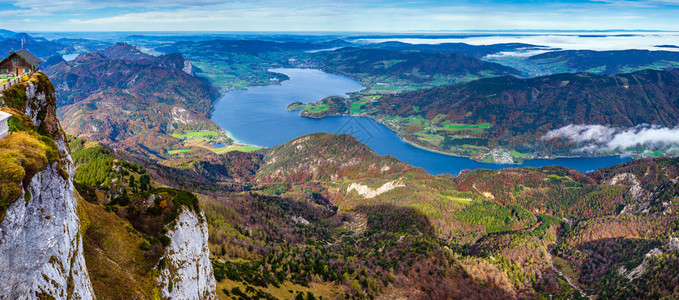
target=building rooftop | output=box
[15,49,41,66]
[1,49,41,67]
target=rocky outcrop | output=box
[182,59,195,76]
[0,74,94,298]
[157,207,216,300]
[347,180,405,198]
[171,106,201,125]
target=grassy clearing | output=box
[349,102,363,114]
[212,145,262,154]
[348,94,381,114]
[379,114,500,159]
[171,130,261,155]
[443,195,473,204]
[168,149,192,154]
[307,104,330,113]
[415,133,444,142]
[510,150,531,158]
[171,130,220,139]
[440,121,491,133]
[289,102,332,114]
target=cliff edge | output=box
[0,73,95,298]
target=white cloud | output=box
[542,124,679,152]
[542,124,617,144]
[608,126,679,148]
[483,49,554,59]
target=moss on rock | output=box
[0,74,64,222]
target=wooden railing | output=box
[0,76,25,93]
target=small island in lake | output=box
[286,96,348,118]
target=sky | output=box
[0,0,678,32]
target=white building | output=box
[0,111,11,140]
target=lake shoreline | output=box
[210,68,633,175]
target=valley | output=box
[1,28,678,300]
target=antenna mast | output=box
[21,38,25,49]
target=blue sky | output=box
[0,0,678,32]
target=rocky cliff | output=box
[0,73,95,298]
[157,207,216,299]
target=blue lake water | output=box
[62,53,81,61]
[211,68,632,175]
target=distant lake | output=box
[211,68,632,175]
[62,53,81,61]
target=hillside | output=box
[44,44,219,111]
[313,47,522,93]
[311,68,679,161]
[43,43,245,161]
[183,132,679,299]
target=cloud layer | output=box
[360,34,679,52]
[542,124,679,152]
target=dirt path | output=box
[549,255,592,299]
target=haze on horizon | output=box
[0,0,677,32]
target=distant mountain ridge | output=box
[316,47,520,77]
[366,41,548,58]
[312,47,521,92]
[0,33,73,59]
[527,49,679,75]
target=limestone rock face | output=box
[157,207,217,300]
[182,59,195,76]
[0,164,94,299]
[0,75,94,299]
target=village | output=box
[0,48,41,140]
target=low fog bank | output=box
[542,124,679,153]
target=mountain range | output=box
[42,43,228,161]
